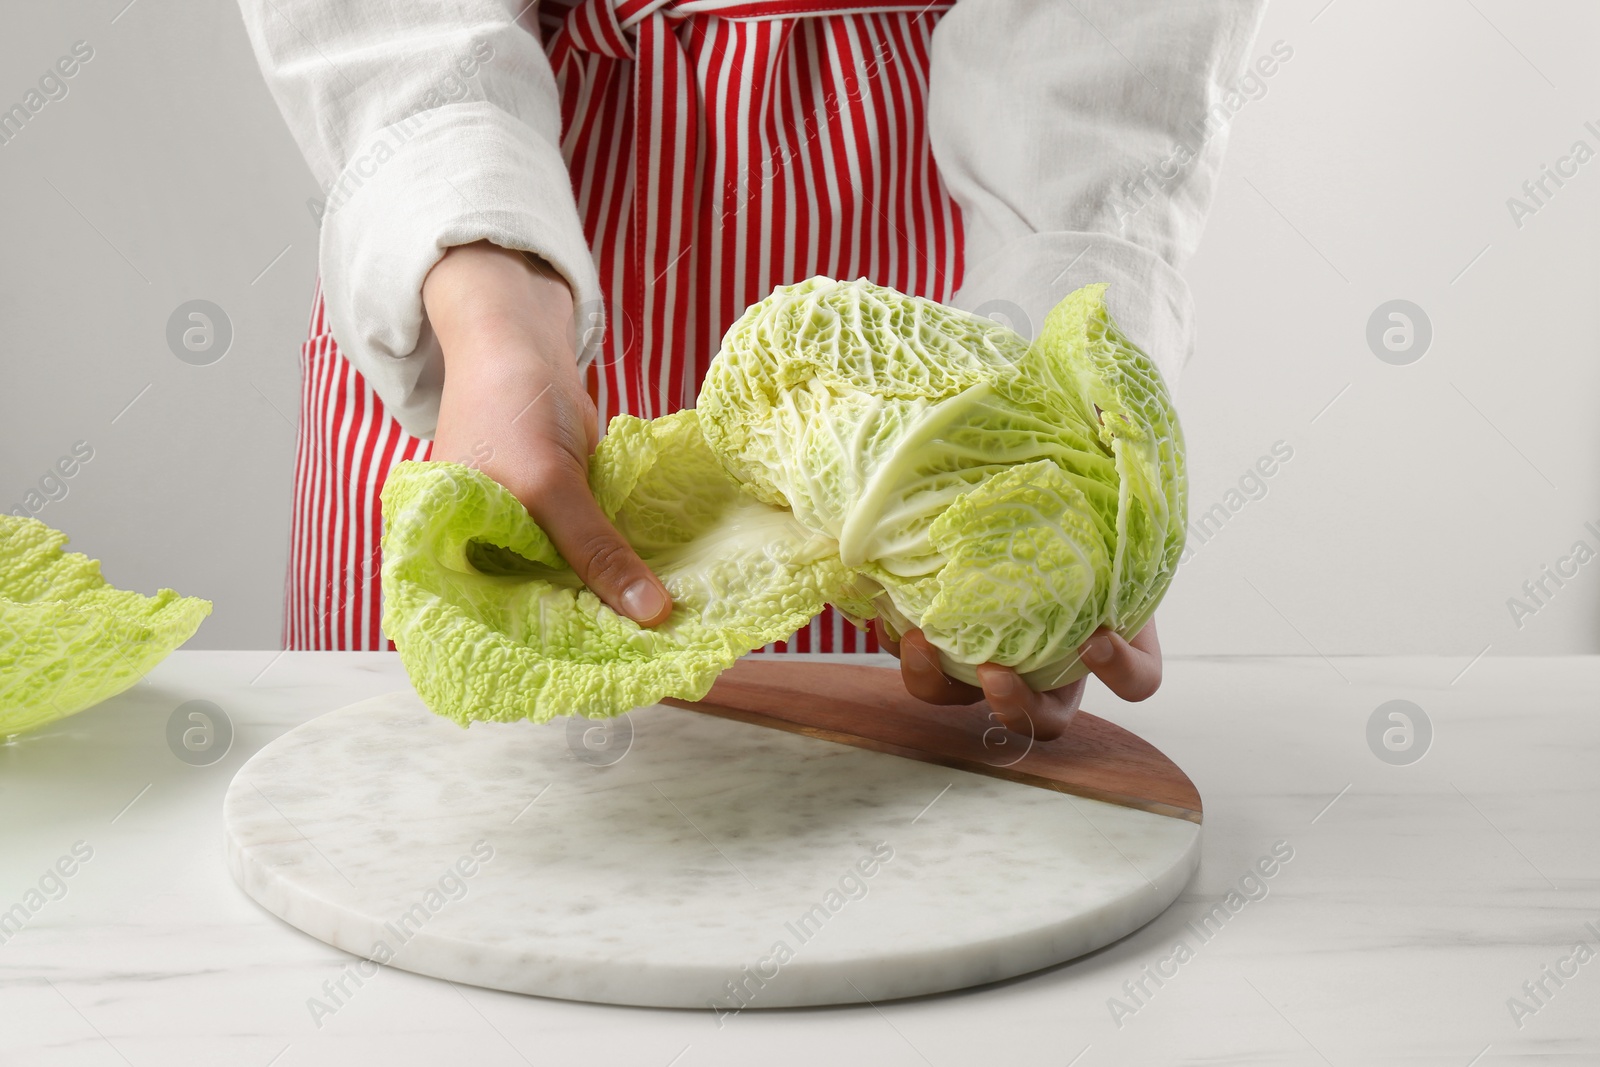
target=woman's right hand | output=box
[422,240,673,627]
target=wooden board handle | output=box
[664,658,1201,823]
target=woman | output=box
[238,0,1265,737]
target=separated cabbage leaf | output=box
[0,515,212,735]
[381,409,852,725]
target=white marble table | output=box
[2,651,1597,1066]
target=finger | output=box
[525,461,673,627]
[975,663,1036,736]
[1032,676,1087,741]
[976,665,1085,742]
[872,617,901,658]
[1076,621,1162,702]
[899,629,984,706]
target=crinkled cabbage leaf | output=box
[382,278,1185,723]
[0,515,212,735]
[381,409,852,725]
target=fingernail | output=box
[988,670,1020,697]
[1081,634,1113,667]
[620,580,667,622]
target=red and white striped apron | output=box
[285,0,965,651]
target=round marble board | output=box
[224,688,1200,1010]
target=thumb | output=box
[526,464,673,627]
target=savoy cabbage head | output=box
[381,278,1185,724]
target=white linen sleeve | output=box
[235,0,601,439]
[929,0,1270,388]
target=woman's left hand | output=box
[874,619,1163,741]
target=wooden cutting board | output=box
[666,658,1201,823]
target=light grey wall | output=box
[1168,0,1600,660]
[2,0,316,649]
[2,0,1595,657]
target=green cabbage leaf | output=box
[0,516,212,735]
[381,409,853,725]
